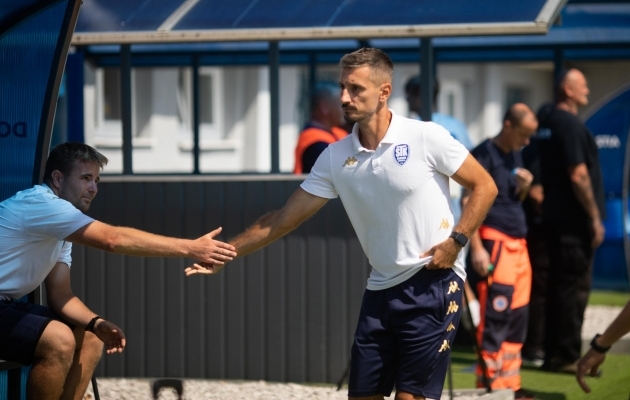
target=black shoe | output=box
[522,355,544,368]
[541,359,578,374]
[514,388,536,400]
[521,349,545,368]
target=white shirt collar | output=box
[351,109,400,154]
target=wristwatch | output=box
[449,231,469,247]
[590,334,611,353]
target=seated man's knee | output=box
[77,329,104,359]
[35,321,76,365]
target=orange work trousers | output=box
[474,226,531,391]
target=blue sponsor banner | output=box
[585,85,630,290]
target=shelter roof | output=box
[72,0,564,44]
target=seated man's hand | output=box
[93,319,126,354]
[191,227,237,265]
[184,262,225,276]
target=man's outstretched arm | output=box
[66,224,236,265]
[185,188,329,276]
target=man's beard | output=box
[343,109,373,123]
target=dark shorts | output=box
[348,268,463,399]
[0,300,69,365]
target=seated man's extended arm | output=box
[45,263,125,354]
[65,224,236,265]
[423,154,497,269]
[185,188,329,275]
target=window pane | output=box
[200,74,213,124]
[103,68,121,120]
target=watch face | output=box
[451,232,467,246]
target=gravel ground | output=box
[84,380,498,400]
[83,305,625,400]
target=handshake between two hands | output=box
[185,226,237,276]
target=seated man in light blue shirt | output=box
[404,74,474,223]
[404,75,474,150]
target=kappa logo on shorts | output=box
[447,281,460,295]
[439,218,450,230]
[446,322,456,332]
[446,301,459,314]
[492,295,508,312]
[393,144,409,166]
[438,340,450,352]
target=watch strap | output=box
[85,316,103,333]
[590,334,611,353]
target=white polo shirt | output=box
[0,184,94,300]
[302,110,469,290]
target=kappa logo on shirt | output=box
[393,144,409,166]
[342,156,358,167]
[439,218,450,230]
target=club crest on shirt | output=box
[393,144,409,166]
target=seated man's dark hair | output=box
[43,142,108,184]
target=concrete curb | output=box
[441,388,513,399]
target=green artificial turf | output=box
[448,347,630,400]
[589,290,630,307]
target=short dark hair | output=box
[404,74,440,105]
[310,81,339,112]
[339,48,393,84]
[43,142,108,184]
[503,103,533,126]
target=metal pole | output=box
[420,38,434,122]
[269,41,280,173]
[192,55,201,174]
[553,48,564,103]
[120,44,133,175]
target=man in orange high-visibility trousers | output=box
[462,103,538,400]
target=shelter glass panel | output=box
[74,0,182,32]
[0,0,67,201]
[175,0,548,30]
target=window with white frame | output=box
[437,80,465,122]
[505,86,530,112]
[199,67,225,142]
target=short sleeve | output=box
[24,195,94,240]
[471,143,492,172]
[423,122,469,177]
[57,241,73,268]
[300,146,338,199]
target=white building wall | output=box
[84,60,628,174]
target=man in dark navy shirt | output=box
[538,69,606,373]
[463,103,538,399]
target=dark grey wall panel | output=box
[71,176,371,383]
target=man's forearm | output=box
[455,181,497,238]
[571,168,600,220]
[230,210,294,258]
[48,294,98,329]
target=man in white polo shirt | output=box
[187,48,497,400]
[0,142,236,400]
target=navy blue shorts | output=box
[348,268,463,399]
[0,300,69,365]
